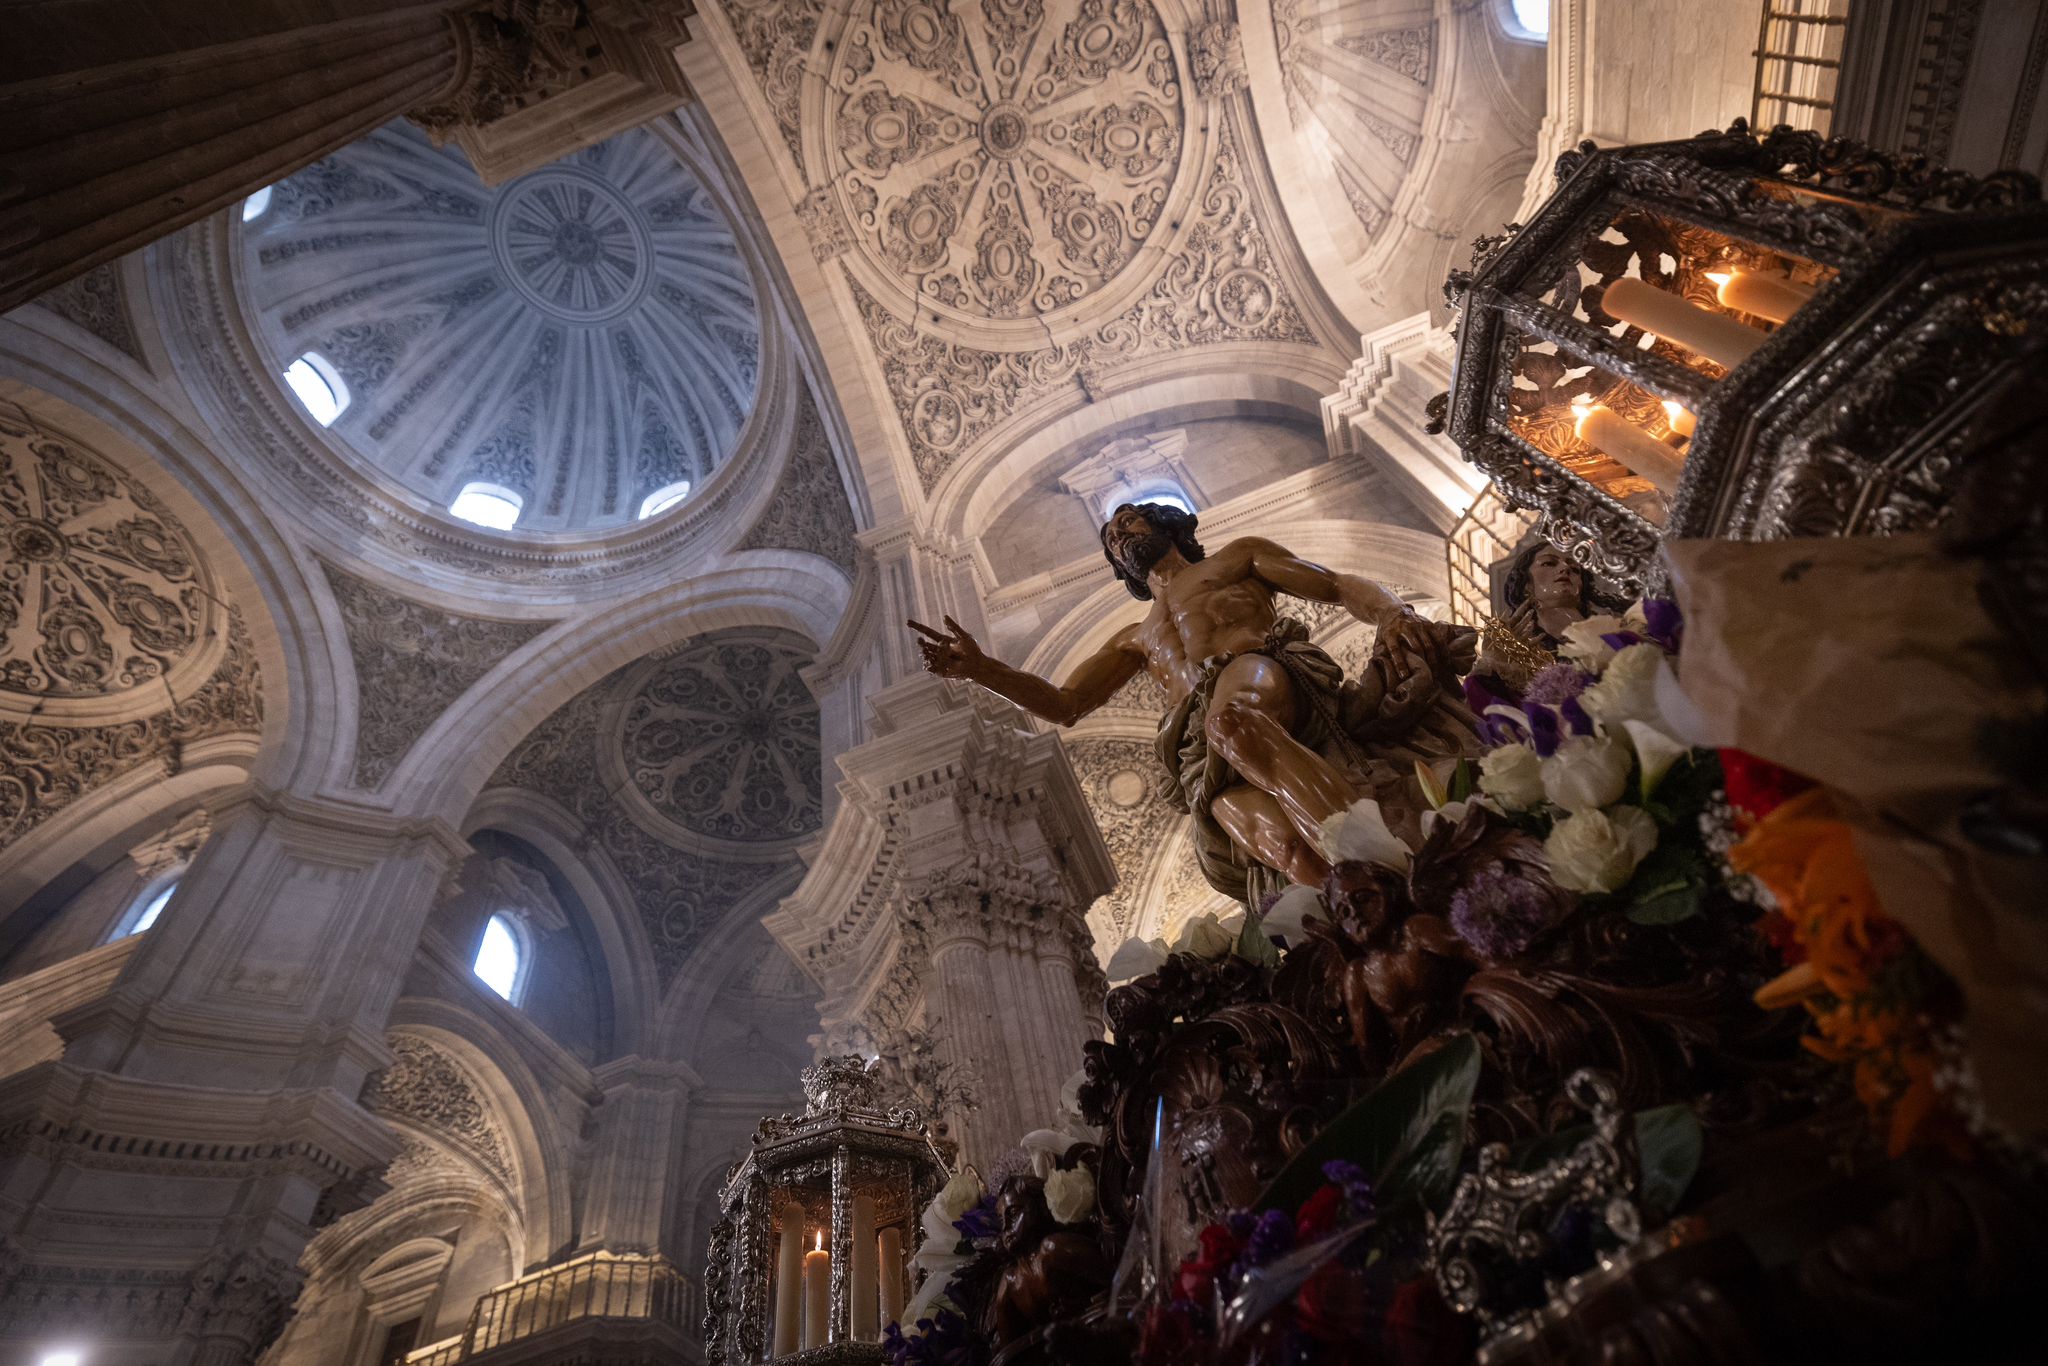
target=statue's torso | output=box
[1138,540,1283,702]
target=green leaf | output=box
[1509,1104,1704,1216]
[1622,839,1708,925]
[1256,1033,1481,1215]
[1448,758,1475,804]
[1235,913,1281,969]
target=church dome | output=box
[238,121,760,534]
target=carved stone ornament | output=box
[360,1035,516,1185]
[736,388,860,574]
[30,263,142,359]
[818,0,1187,325]
[847,122,1315,490]
[321,561,550,789]
[410,0,586,139]
[1187,20,1248,99]
[491,627,822,983]
[1271,0,1432,238]
[1,406,225,714]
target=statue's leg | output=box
[1203,654,1359,856]
[1211,783,1332,887]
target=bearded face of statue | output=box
[1101,505,1175,585]
[1527,548,1584,610]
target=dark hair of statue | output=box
[1502,538,1597,616]
[1100,501,1206,601]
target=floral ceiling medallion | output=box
[489,166,657,324]
[821,0,1188,332]
[0,412,226,723]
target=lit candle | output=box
[850,1195,879,1340]
[773,1204,804,1357]
[1601,277,1768,369]
[1706,268,1814,325]
[1574,398,1685,494]
[878,1225,905,1327]
[1661,400,1696,438]
[803,1231,831,1349]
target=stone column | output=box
[0,783,471,1364]
[765,676,1113,1173]
[577,1056,699,1254]
[0,0,698,317]
[1321,313,1487,532]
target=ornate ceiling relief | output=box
[318,562,552,789]
[849,122,1316,490]
[241,120,761,531]
[1062,733,1182,942]
[488,629,823,984]
[0,404,262,851]
[735,389,860,574]
[724,0,828,165]
[29,263,142,360]
[1272,0,1436,238]
[360,1035,515,1186]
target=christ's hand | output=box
[909,616,987,681]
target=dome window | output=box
[1504,0,1549,39]
[282,352,349,426]
[110,880,176,941]
[638,480,692,519]
[473,912,529,1004]
[449,482,523,530]
[242,186,274,221]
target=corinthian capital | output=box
[412,0,584,139]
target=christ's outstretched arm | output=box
[909,616,1146,726]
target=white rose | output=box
[937,1169,984,1222]
[1259,885,1326,946]
[1043,1166,1097,1225]
[1544,806,1659,893]
[1479,743,1546,811]
[1559,615,1626,672]
[1541,732,1632,814]
[1317,797,1411,869]
[1173,912,1236,959]
[1104,935,1169,982]
[1580,642,1666,729]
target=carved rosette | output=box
[820,0,1187,326]
[360,1035,516,1185]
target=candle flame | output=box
[1705,271,1732,287]
[816,1231,824,1252]
[1571,394,1596,437]
[1661,400,1684,421]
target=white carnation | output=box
[937,1169,984,1222]
[1479,743,1545,811]
[1259,884,1326,946]
[1543,806,1659,893]
[1541,732,1633,814]
[1104,935,1169,982]
[1172,912,1237,959]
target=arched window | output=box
[473,912,529,1003]
[283,351,349,426]
[242,185,275,221]
[1502,0,1549,40]
[110,879,176,941]
[449,481,524,530]
[638,480,692,519]
[39,1352,82,1366]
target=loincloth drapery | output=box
[1154,617,1483,907]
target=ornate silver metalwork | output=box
[1442,118,2048,591]
[1426,1070,1644,1355]
[703,1055,947,1364]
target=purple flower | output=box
[1449,867,1562,961]
[1526,705,1562,757]
[1244,1207,1296,1267]
[1642,599,1684,652]
[1521,663,1591,707]
[1559,694,1595,736]
[1600,630,1643,653]
[883,1310,981,1366]
[952,1193,999,1243]
[1321,1160,1376,1222]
